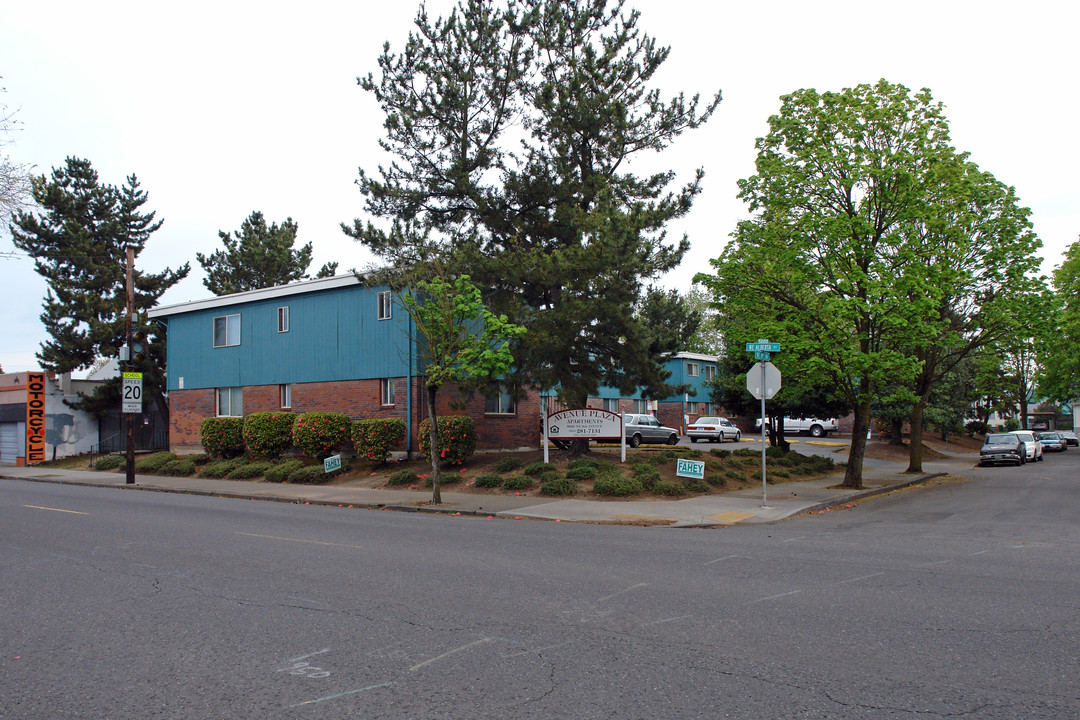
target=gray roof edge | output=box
[148,274,366,318]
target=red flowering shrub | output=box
[243,412,296,458]
[417,415,477,465]
[292,412,352,460]
[352,418,406,465]
[200,417,245,458]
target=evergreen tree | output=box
[10,157,189,419]
[347,0,720,432]
[197,210,337,295]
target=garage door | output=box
[0,422,21,464]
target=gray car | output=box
[687,416,741,443]
[623,413,680,447]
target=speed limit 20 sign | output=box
[122,372,143,414]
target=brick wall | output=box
[169,388,215,452]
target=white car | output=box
[1008,430,1044,463]
[686,416,741,443]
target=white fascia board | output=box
[671,351,719,363]
[148,274,365,318]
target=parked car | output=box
[623,414,680,447]
[1058,430,1079,447]
[754,416,838,438]
[1036,431,1068,452]
[1008,430,1043,462]
[979,433,1025,466]
[686,416,741,443]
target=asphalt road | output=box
[2,450,1078,719]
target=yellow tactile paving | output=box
[704,511,757,524]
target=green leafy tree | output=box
[10,157,189,419]
[681,284,723,356]
[1038,237,1080,403]
[347,0,720,435]
[197,210,337,295]
[399,270,526,503]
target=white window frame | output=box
[216,387,243,417]
[280,384,291,409]
[632,399,648,414]
[277,306,289,333]
[601,398,619,413]
[381,378,395,406]
[687,362,699,377]
[378,291,392,320]
[485,384,517,415]
[703,365,715,381]
[213,314,241,348]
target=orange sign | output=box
[26,373,46,464]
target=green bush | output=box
[631,463,661,491]
[292,412,353,460]
[265,459,306,483]
[565,465,598,481]
[135,451,178,473]
[770,468,790,479]
[418,415,477,466]
[159,459,197,477]
[387,469,419,486]
[653,480,686,497]
[682,477,710,493]
[474,474,503,488]
[227,461,276,479]
[567,457,610,471]
[287,465,334,484]
[709,448,731,460]
[93,454,124,470]
[1004,417,1020,431]
[524,462,557,477]
[353,418,407,464]
[425,472,461,487]
[200,417,246,458]
[243,412,297,458]
[724,469,743,482]
[706,472,726,487]
[198,458,246,478]
[502,475,533,491]
[593,475,644,497]
[765,445,789,459]
[539,476,577,496]
[494,457,524,473]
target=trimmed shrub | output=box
[524,462,557,477]
[93,454,124,471]
[198,458,246,478]
[135,451,178,473]
[653,480,686,497]
[265,459,305,483]
[682,477,710,493]
[770,468,791,479]
[709,448,731,460]
[292,412,352,461]
[418,415,478,466]
[243,412,297,459]
[567,457,610,471]
[201,417,246,458]
[474,474,503,488]
[287,465,334,484]
[539,476,577,496]
[227,461,276,479]
[502,475,533,491]
[494,457,525,474]
[724,469,743,482]
[631,463,661,491]
[425,472,460,488]
[353,418,407,464]
[565,465,598,482]
[387,469,419,486]
[706,472,726,487]
[159,459,197,477]
[593,475,643,497]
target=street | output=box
[2,450,1078,719]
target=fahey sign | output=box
[546,409,623,440]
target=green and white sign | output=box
[675,458,705,480]
[323,454,342,473]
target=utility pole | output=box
[125,246,135,485]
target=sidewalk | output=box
[0,454,976,527]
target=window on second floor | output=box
[381,378,395,406]
[277,306,289,333]
[217,387,242,417]
[703,365,715,381]
[687,362,699,377]
[213,314,240,347]
[378,291,392,320]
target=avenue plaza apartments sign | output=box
[546,408,622,440]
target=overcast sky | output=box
[2,0,1077,374]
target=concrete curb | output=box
[794,472,947,518]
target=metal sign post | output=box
[746,340,782,508]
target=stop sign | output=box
[747,361,781,399]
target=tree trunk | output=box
[777,417,790,453]
[906,400,925,473]
[889,418,904,446]
[842,400,870,489]
[425,384,441,504]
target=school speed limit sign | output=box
[122,372,143,414]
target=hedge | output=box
[353,418,406,464]
[243,412,297,458]
[417,415,477,465]
[292,412,352,460]
[200,417,245,458]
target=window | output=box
[485,383,516,414]
[280,384,291,409]
[213,314,240,347]
[216,387,243,417]
[602,398,619,413]
[381,378,395,406]
[703,365,715,381]
[687,362,699,377]
[378,291,392,320]
[632,399,648,414]
[277,306,289,333]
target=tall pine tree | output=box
[346,0,719,422]
[10,157,189,419]
[197,210,337,295]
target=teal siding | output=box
[163,285,412,390]
[591,357,717,402]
